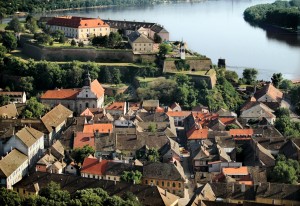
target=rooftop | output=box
[47,16,109,28]
[0,149,28,178]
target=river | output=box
[12,0,300,80]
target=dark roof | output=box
[209,183,256,200]
[143,161,185,181]
[279,139,300,161]
[103,19,155,30]
[247,167,267,184]
[13,171,176,206]
[135,112,171,122]
[105,162,135,176]
[127,31,153,43]
[255,183,300,201]
[255,137,286,151]
[150,24,168,33]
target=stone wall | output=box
[163,58,212,73]
[22,42,134,62]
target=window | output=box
[178,183,181,188]
[86,103,89,108]
[156,181,159,185]
[167,182,170,187]
[86,94,88,98]
[145,180,148,184]
[172,182,176,187]
[162,181,164,186]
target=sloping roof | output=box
[104,161,133,176]
[40,89,80,100]
[81,157,108,176]
[106,102,125,111]
[0,103,18,118]
[256,183,300,201]
[83,123,113,133]
[51,140,65,160]
[0,91,23,97]
[222,167,249,176]
[36,153,56,166]
[166,111,191,117]
[41,104,73,133]
[157,186,179,206]
[142,100,159,108]
[15,126,44,147]
[216,108,237,117]
[187,128,209,140]
[240,103,275,119]
[90,79,105,99]
[143,161,185,181]
[14,171,178,206]
[80,108,94,117]
[73,132,95,149]
[0,149,28,177]
[47,16,109,28]
[254,84,283,102]
[229,129,253,137]
[103,19,155,30]
[151,24,168,33]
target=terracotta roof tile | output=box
[81,157,108,176]
[229,129,253,137]
[166,111,191,117]
[73,132,95,149]
[187,128,209,140]
[47,16,109,28]
[80,108,94,117]
[222,167,249,176]
[254,84,283,102]
[83,123,113,133]
[41,89,80,100]
[91,80,105,99]
[106,102,125,111]
[219,118,236,125]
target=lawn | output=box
[136,76,165,83]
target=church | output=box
[40,72,105,114]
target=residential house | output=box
[105,101,127,116]
[46,16,110,40]
[166,111,191,126]
[149,24,169,41]
[73,132,95,149]
[114,116,134,127]
[50,140,65,161]
[80,156,108,179]
[170,102,182,112]
[3,126,44,166]
[128,31,154,53]
[229,129,254,141]
[0,103,19,119]
[80,107,114,124]
[41,104,73,146]
[0,149,28,189]
[250,139,275,167]
[208,117,243,131]
[143,160,186,197]
[65,162,79,175]
[254,83,283,110]
[279,139,300,161]
[13,171,179,206]
[255,136,287,155]
[141,100,160,112]
[216,108,237,118]
[41,72,105,114]
[160,137,181,163]
[240,102,276,125]
[35,152,66,174]
[83,123,113,134]
[0,91,26,103]
[221,167,251,183]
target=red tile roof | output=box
[41,89,80,100]
[219,118,236,125]
[73,132,95,149]
[192,112,219,128]
[166,111,191,117]
[91,80,105,99]
[229,129,253,137]
[83,123,113,133]
[156,106,165,113]
[186,128,208,140]
[47,16,109,28]
[81,157,108,176]
[106,102,125,111]
[222,167,249,176]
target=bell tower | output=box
[83,70,92,87]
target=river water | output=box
[15,0,300,80]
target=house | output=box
[166,111,191,126]
[65,162,79,175]
[41,104,73,146]
[0,103,19,119]
[80,107,114,124]
[83,123,113,134]
[114,116,134,127]
[50,140,65,161]
[80,156,108,179]
[254,83,283,110]
[73,132,95,149]
[250,139,275,167]
[141,100,160,112]
[13,171,179,206]
[216,108,237,118]
[105,101,127,116]
[170,102,182,112]
[149,24,169,41]
[41,72,105,114]
[229,129,253,141]
[0,149,28,189]
[46,16,110,40]
[143,160,186,197]
[0,91,26,103]
[160,137,181,163]
[240,102,276,125]
[221,167,250,182]
[279,139,300,161]
[208,117,243,131]
[128,31,154,53]
[3,126,44,166]
[35,152,66,174]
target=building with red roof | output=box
[46,16,110,40]
[83,123,113,134]
[106,102,127,116]
[81,156,108,178]
[73,132,95,149]
[229,129,253,140]
[41,72,105,114]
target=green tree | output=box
[242,68,258,84]
[19,76,34,94]
[225,124,239,131]
[34,33,51,44]
[279,79,293,91]
[0,187,21,206]
[274,107,290,118]
[81,62,100,80]
[25,17,38,33]
[39,181,70,203]
[101,67,112,83]
[271,73,283,88]
[78,41,84,47]
[59,35,67,44]
[108,32,122,48]
[71,145,95,164]
[2,32,17,52]
[71,39,77,46]
[65,61,84,87]
[225,70,239,83]
[121,170,143,184]
[148,148,160,162]
[0,95,10,106]
[52,30,65,42]
[271,155,299,184]
[148,123,157,132]
[5,16,23,33]
[158,43,171,58]
[111,68,121,84]
[22,97,46,118]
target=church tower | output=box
[84,70,92,87]
[180,42,186,60]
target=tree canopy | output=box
[71,145,95,164]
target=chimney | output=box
[241,183,246,192]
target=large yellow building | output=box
[46,16,110,40]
